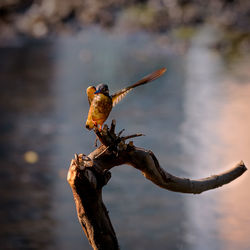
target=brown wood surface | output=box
[67,120,247,250]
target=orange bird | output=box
[85,67,166,131]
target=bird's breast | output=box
[91,94,112,120]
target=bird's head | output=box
[94,84,109,96]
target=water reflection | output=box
[216,68,250,250]
[0,40,55,249]
[181,26,224,250]
[0,27,249,250]
[181,26,250,250]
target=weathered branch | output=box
[67,154,119,250]
[67,120,247,249]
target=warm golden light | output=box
[216,68,250,250]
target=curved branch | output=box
[86,144,247,194]
[90,120,247,194]
[126,148,247,194]
[67,120,247,249]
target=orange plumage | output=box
[85,68,166,131]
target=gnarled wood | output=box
[67,155,119,250]
[67,120,247,249]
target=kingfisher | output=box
[85,67,166,131]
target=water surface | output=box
[0,27,249,250]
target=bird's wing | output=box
[111,67,166,107]
[86,86,96,105]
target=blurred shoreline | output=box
[0,0,250,59]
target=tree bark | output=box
[67,157,118,250]
[67,120,247,249]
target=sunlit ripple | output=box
[181,26,226,250]
[181,26,250,250]
[216,67,250,250]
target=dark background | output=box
[0,1,250,249]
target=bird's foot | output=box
[93,121,102,132]
[93,121,98,127]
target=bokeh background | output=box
[1,1,250,249]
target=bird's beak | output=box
[94,89,101,94]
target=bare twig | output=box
[121,133,144,141]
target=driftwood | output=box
[67,120,247,250]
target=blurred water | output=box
[0,27,249,250]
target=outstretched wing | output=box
[86,86,96,105]
[111,67,166,107]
